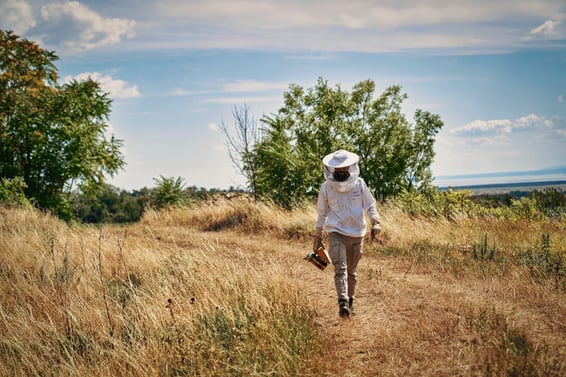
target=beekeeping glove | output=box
[370,218,381,240]
[313,227,324,252]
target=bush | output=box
[0,177,31,208]
[151,176,192,209]
[532,187,566,220]
[397,187,479,219]
[517,233,566,286]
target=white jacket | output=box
[315,177,380,237]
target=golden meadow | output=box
[1,192,565,376]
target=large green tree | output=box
[0,30,124,218]
[250,78,443,206]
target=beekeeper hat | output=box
[322,150,359,169]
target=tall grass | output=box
[0,205,324,376]
[1,197,565,376]
[141,197,316,239]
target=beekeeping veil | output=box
[322,150,360,193]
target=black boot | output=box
[348,297,354,311]
[339,299,350,318]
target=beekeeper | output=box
[313,149,381,318]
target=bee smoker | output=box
[304,247,331,270]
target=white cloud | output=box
[199,96,283,105]
[8,0,566,53]
[223,80,288,93]
[146,0,566,52]
[157,0,562,30]
[451,119,513,134]
[468,134,511,146]
[171,88,193,97]
[166,81,287,102]
[0,0,36,34]
[451,114,553,135]
[559,94,564,103]
[530,20,561,36]
[64,72,140,99]
[515,114,553,128]
[208,122,220,132]
[37,1,135,52]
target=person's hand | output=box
[313,228,324,252]
[313,235,324,252]
[370,221,381,240]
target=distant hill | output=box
[434,166,566,194]
[438,180,566,195]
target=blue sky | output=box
[2,0,565,190]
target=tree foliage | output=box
[68,181,234,224]
[151,176,190,209]
[532,187,566,219]
[0,177,31,208]
[246,78,444,207]
[0,30,124,218]
[71,184,148,223]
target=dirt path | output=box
[182,229,566,376]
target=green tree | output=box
[251,78,443,205]
[0,30,124,218]
[253,116,310,208]
[71,184,146,223]
[151,176,189,209]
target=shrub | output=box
[0,177,31,208]
[532,187,566,220]
[397,187,479,219]
[517,233,566,287]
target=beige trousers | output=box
[328,232,363,302]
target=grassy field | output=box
[1,198,565,376]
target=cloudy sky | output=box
[2,0,565,189]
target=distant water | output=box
[433,166,566,189]
[437,180,566,195]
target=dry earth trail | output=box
[164,226,565,377]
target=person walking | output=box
[313,150,381,318]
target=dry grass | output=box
[0,204,323,376]
[1,199,565,376]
